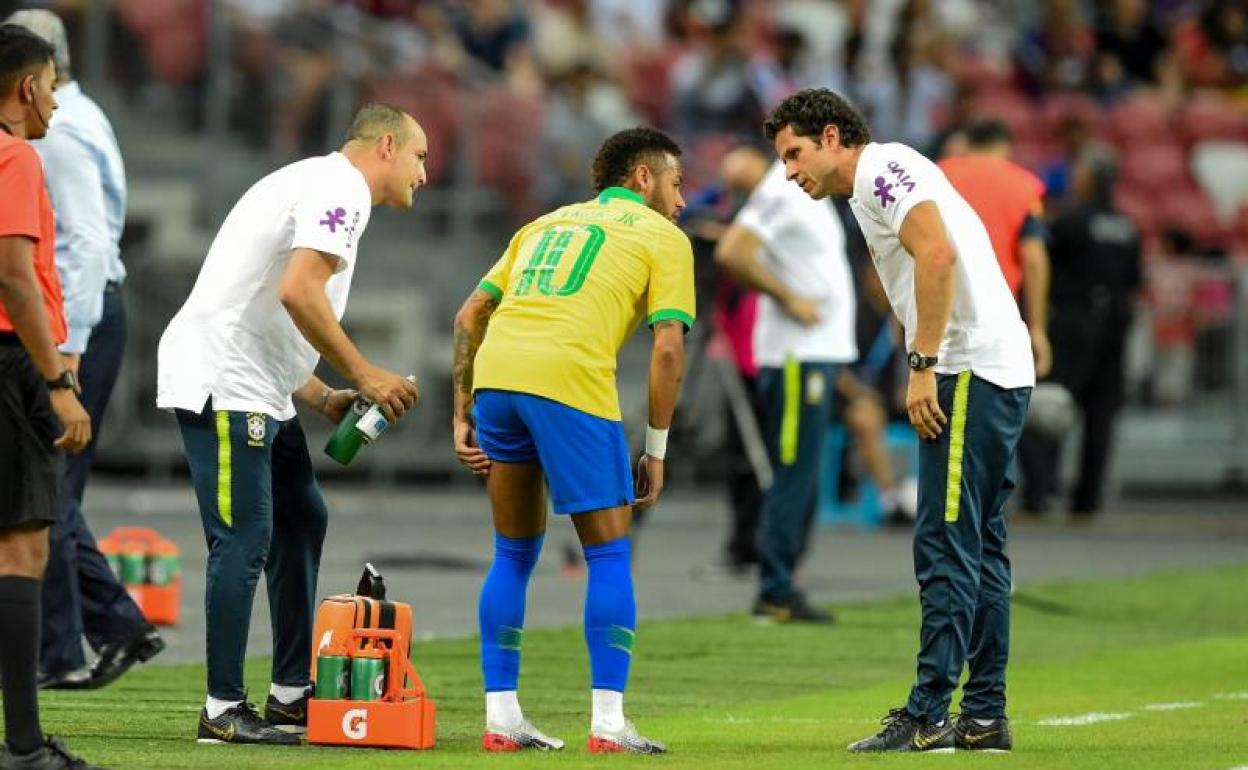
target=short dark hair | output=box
[346,103,412,145]
[0,24,55,96]
[763,88,871,148]
[964,118,1013,149]
[591,127,682,192]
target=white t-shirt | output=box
[847,142,1034,389]
[157,152,373,420]
[736,161,858,367]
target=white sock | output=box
[591,688,625,733]
[973,717,997,727]
[205,696,243,720]
[486,690,524,730]
[270,683,309,705]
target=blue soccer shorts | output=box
[473,389,634,515]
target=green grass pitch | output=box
[29,566,1248,769]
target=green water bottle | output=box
[324,376,414,466]
[315,653,350,700]
[350,652,386,701]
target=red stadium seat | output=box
[1156,188,1230,249]
[1180,95,1248,144]
[473,88,547,218]
[1109,95,1176,148]
[951,55,1015,93]
[1121,141,1189,190]
[1041,92,1103,135]
[971,92,1043,142]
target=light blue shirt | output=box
[33,81,127,354]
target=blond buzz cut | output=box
[346,103,413,146]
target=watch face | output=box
[908,352,920,369]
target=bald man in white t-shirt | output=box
[157,104,426,745]
[766,89,1032,755]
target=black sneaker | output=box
[88,625,165,690]
[0,736,105,769]
[37,667,92,690]
[847,708,955,753]
[954,715,1012,752]
[263,689,310,733]
[752,594,835,624]
[197,702,300,745]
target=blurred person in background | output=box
[669,0,763,137]
[1019,149,1142,518]
[0,22,99,770]
[5,8,165,694]
[713,143,856,623]
[157,104,424,744]
[939,118,1052,379]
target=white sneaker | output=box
[587,720,667,754]
[481,719,566,752]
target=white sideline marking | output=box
[1037,712,1132,726]
[1142,701,1203,711]
[1213,692,1248,700]
[717,715,822,725]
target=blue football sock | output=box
[479,532,544,692]
[583,537,636,692]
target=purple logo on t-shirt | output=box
[873,177,896,208]
[320,207,347,233]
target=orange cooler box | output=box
[307,619,436,749]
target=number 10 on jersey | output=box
[514,224,605,297]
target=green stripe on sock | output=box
[944,371,972,523]
[215,411,232,528]
[607,626,635,655]
[498,626,524,651]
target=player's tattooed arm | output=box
[452,288,499,475]
[451,288,500,418]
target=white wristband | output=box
[644,425,669,460]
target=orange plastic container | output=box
[308,629,437,750]
[142,538,181,626]
[310,595,412,682]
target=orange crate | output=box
[307,629,437,750]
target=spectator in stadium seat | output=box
[669,1,763,136]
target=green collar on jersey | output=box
[597,186,645,205]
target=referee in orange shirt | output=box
[0,23,99,770]
[939,119,1052,378]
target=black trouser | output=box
[907,372,1030,721]
[41,285,148,675]
[1020,308,1128,512]
[756,361,839,603]
[176,404,328,700]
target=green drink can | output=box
[349,654,386,701]
[119,548,146,585]
[315,654,350,700]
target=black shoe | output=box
[37,668,92,690]
[88,625,165,689]
[0,736,105,769]
[197,702,301,745]
[752,594,835,624]
[847,708,955,753]
[954,715,1012,752]
[263,689,311,733]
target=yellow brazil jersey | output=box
[472,186,696,421]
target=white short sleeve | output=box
[290,174,368,272]
[861,150,938,236]
[734,188,787,246]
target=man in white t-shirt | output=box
[766,88,1033,754]
[156,104,426,745]
[714,145,856,623]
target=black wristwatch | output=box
[907,351,938,371]
[46,370,77,391]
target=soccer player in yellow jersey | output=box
[451,128,694,755]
